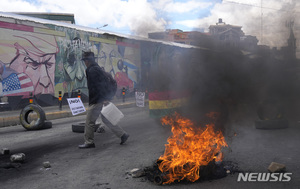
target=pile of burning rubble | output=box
[143,159,239,185]
[128,112,240,185]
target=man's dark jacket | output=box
[86,61,107,105]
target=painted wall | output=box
[0,16,140,109]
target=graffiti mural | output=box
[55,29,140,99]
[55,28,90,98]
[0,30,59,98]
[0,15,141,109]
[93,42,139,94]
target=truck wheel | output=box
[20,104,46,130]
[72,123,100,133]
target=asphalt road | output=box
[0,105,300,189]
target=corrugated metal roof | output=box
[11,12,76,24]
[0,12,202,49]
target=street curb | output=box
[0,101,141,128]
[0,116,19,128]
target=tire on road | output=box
[20,104,46,130]
[72,122,100,133]
[42,121,53,129]
[257,99,284,120]
[255,119,288,130]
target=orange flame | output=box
[158,112,228,184]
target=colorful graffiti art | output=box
[0,30,59,99]
[91,40,139,96]
[0,17,141,109]
[55,29,90,98]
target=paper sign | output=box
[67,98,86,115]
[135,92,145,107]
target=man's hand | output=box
[103,101,110,106]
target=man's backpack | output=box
[102,70,117,100]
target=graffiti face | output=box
[96,43,138,91]
[10,48,56,95]
[59,37,88,96]
[64,39,87,92]
[97,43,122,75]
[65,52,87,90]
[9,34,59,96]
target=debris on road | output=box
[43,161,51,168]
[268,162,286,173]
[10,153,26,163]
[128,168,145,178]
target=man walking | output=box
[78,51,129,149]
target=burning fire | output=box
[158,112,228,184]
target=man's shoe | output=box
[78,143,95,149]
[120,133,129,145]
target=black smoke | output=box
[147,42,299,132]
[192,47,297,129]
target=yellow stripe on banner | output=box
[34,28,66,37]
[149,98,188,110]
[89,37,116,44]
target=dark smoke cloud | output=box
[153,42,300,133]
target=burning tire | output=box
[153,174,167,185]
[72,122,100,133]
[20,104,46,130]
[255,119,288,129]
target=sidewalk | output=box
[0,97,140,128]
